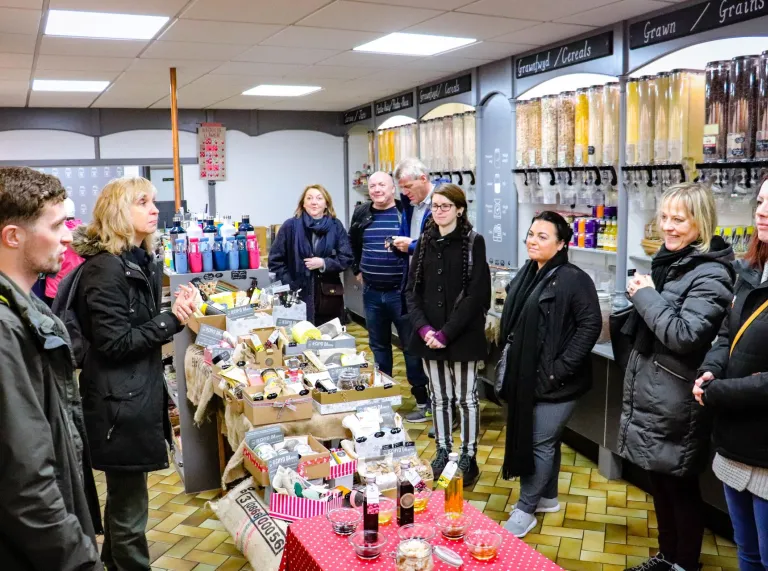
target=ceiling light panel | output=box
[243,84,322,96]
[45,9,168,40]
[354,33,476,56]
[33,79,109,91]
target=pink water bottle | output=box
[247,235,260,269]
[188,238,203,273]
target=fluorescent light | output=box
[33,80,110,92]
[45,9,168,40]
[243,85,322,97]
[354,33,476,57]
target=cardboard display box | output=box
[243,434,331,486]
[269,491,343,523]
[242,386,313,427]
[188,314,226,335]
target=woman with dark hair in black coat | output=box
[499,211,601,539]
[405,183,491,488]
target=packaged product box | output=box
[242,386,313,427]
[268,490,344,523]
[243,434,330,487]
[188,314,226,335]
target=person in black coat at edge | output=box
[500,211,602,539]
[694,175,768,571]
[619,183,735,571]
[0,167,102,570]
[269,184,353,325]
[405,183,491,488]
[72,177,197,571]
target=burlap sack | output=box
[208,477,288,571]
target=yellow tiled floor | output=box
[99,323,738,571]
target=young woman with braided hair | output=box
[405,184,491,487]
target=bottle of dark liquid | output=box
[397,460,415,526]
[246,278,259,300]
[239,214,254,237]
[203,218,218,242]
[362,475,379,542]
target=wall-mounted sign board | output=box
[515,31,613,79]
[374,92,414,116]
[343,104,372,125]
[630,0,768,49]
[418,74,472,105]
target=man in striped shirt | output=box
[349,172,431,422]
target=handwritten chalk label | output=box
[375,92,414,116]
[418,74,471,104]
[516,31,613,79]
[343,104,372,125]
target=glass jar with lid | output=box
[452,113,464,171]
[515,101,529,168]
[463,112,477,170]
[668,69,705,170]
[527,98,542,167]
[574,88,589,166]
[727,55,760,161]
[587,85,604,166]
[626,78,640,165]
[540,95,558,168]
[704,60,731,162]
[443,115,454,170]
[602,83,620,166]
[758,51,768,159]
[654,72,671,164]
[638,76,656,165]
[492,271,513,313]
[557,91,576,167]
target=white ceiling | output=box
[0,0,682,110]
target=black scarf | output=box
[622,243,694,355]
[501,248,568,479]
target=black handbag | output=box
[609,305,635,371]
[314,276,345,321]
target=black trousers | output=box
[102,471,150,571]
[649,471,705,571]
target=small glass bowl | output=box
[348,530,388,560]
[397,523,436,543]
[326,507,361,536]
[434,513,471,541]
[464,529,503,561]
[413,488,432,513]
[378,497,396,526]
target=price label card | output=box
[195,324,225,347]
[226,305,255,320]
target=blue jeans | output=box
[363,285,430,406]
[724,483,768,570]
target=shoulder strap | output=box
[730,297,768,357]
[0,295,7,307]
[466,230,477,277]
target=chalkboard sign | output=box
[418,74,471,105]
[231,270,247,280]
[245,426,284,449]
[266,452,300,474]
[226,305,256,320]
[343,104,372,125]
[195,324,225,347]
[516,31,613,79]
[375,92,414,116]
[629,0,768,49]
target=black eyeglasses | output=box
[430,203,455,212]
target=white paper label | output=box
[728,132,746,158]
[405,468,425,490]
[437,461,458,489]
[366,485,379,506]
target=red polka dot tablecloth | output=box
[278,490,563,571]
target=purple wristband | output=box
[418,326,436,341]
[434,331,448,346]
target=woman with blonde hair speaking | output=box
[72,177,196,570]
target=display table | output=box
[278,491,563,571]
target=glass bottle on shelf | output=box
[516,100,530,168]
[377,129,386,171]
[558,91,576,167]
[574,88,589,166]
[654,72,671,164]
[527,98,542,167]
[602,83,620,165]
[626,78,640,165]
[367,130,376,169]
[464,111,476,171]
[387,128,396,172]
[638,76,656,165]
[668,69,705,171]
[758,51,768,160]
[704,61,731,162]
[587,85,604,166]
[727,55,760,161]
[541,94,558,168]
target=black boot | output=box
[458,454,480,488]
[624,553,673,571]
[431,448,450,480]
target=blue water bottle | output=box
[213,236,227,271]
[201,237,213,272]
[173,239,188,274]
[226,236,239,270]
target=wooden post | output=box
[170,67,181,211]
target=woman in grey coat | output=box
[619,183,735,571]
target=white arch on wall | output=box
[0,129,96,161]
[99,129,197,159]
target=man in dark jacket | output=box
[348,171,431,422]
[0,167,102,570]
